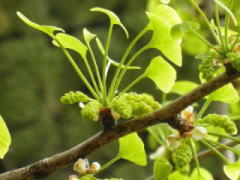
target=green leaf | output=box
[168,171,191,180]
[0,115,11,159]
[90,7,129,38]
[54,33,88,59]
[191,168,214,180]
[96,37,105,55]
[144,56,176,93]
[147,123,176,146]
[146,5,182,66]
[224,161,240,180]
[79,174,99,180]
[214,0,238,26]
[208,83,239,104]
[17,11,64,37]
[154,159,172,180]
[118,133,147,166]
[171,81,198,95]
[171,21,200,39]
[83,28,96,44]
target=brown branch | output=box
[0,69,239,180]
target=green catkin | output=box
[198,57,215,81]
[110,93,161,119]
[80,100,102,121]
[197,114,237,135]
[171,144,192,170]
[60,91,90,104]
[227,52,240,72]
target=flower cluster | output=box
[111,93,161,119]
[198,57,215,81]
[171,144,192,170]
[197,114,237,135]
[60,91,90,104]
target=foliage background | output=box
[0,0,240,179]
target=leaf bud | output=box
[73,159,89,175]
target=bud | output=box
[192,126,208,141]
[73,159,89,175]
[88,162,101,173]
[167,134,181,151]
[68,174,79,180]
[149,146,167,160]
[181,106,194,120]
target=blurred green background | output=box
[0,0,240,179]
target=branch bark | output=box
[0,69,240,180]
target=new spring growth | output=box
[68,175,79,180]
[73,159,101,175]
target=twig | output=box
[0,69,239,180]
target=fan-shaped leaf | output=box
[83,28,96,44]
[171,81,198,95]
[144,56,176,93]
[118,133,147,166]
[209,83,239,104]
[171,21,200,39]
[0,115,11,159]
[224,161,240,180]
[154,159,173,180]
[90,7,129,38]
[17,11,64,37]
[54,33,88,59]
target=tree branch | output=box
[0,69,239,180]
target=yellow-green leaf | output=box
[224,161,240,180]
[146,5,182,66]
[144,56,176,93]
[90,7,129,38]
[17,11,64,37]
[208,83,239,104]
[118,133,147,166]
[83,28,96,44]
[0,115,11,159]
[154,159,172,180]
[54,33,88,59]
[171,81,198,95]
[191,168,214,180]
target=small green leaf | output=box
[0,115,11,159]
[224,161,240,180]
[154,159,173,180]
[208,83,239,104]
[168,171,191,180]
[96,37,105,55]
[146,5,182,66]
[83,28,96,44]
[118,133,147,166]
[191,168,214,180]
[79,174,99,180]
[147,123,176,146]
[171,21,200,39]
[214,0,238,26]
[144,56,176,93]
[54,33,88,59]
[17,11,64,37]
[171,81,198,95]
[90,7,129,38]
